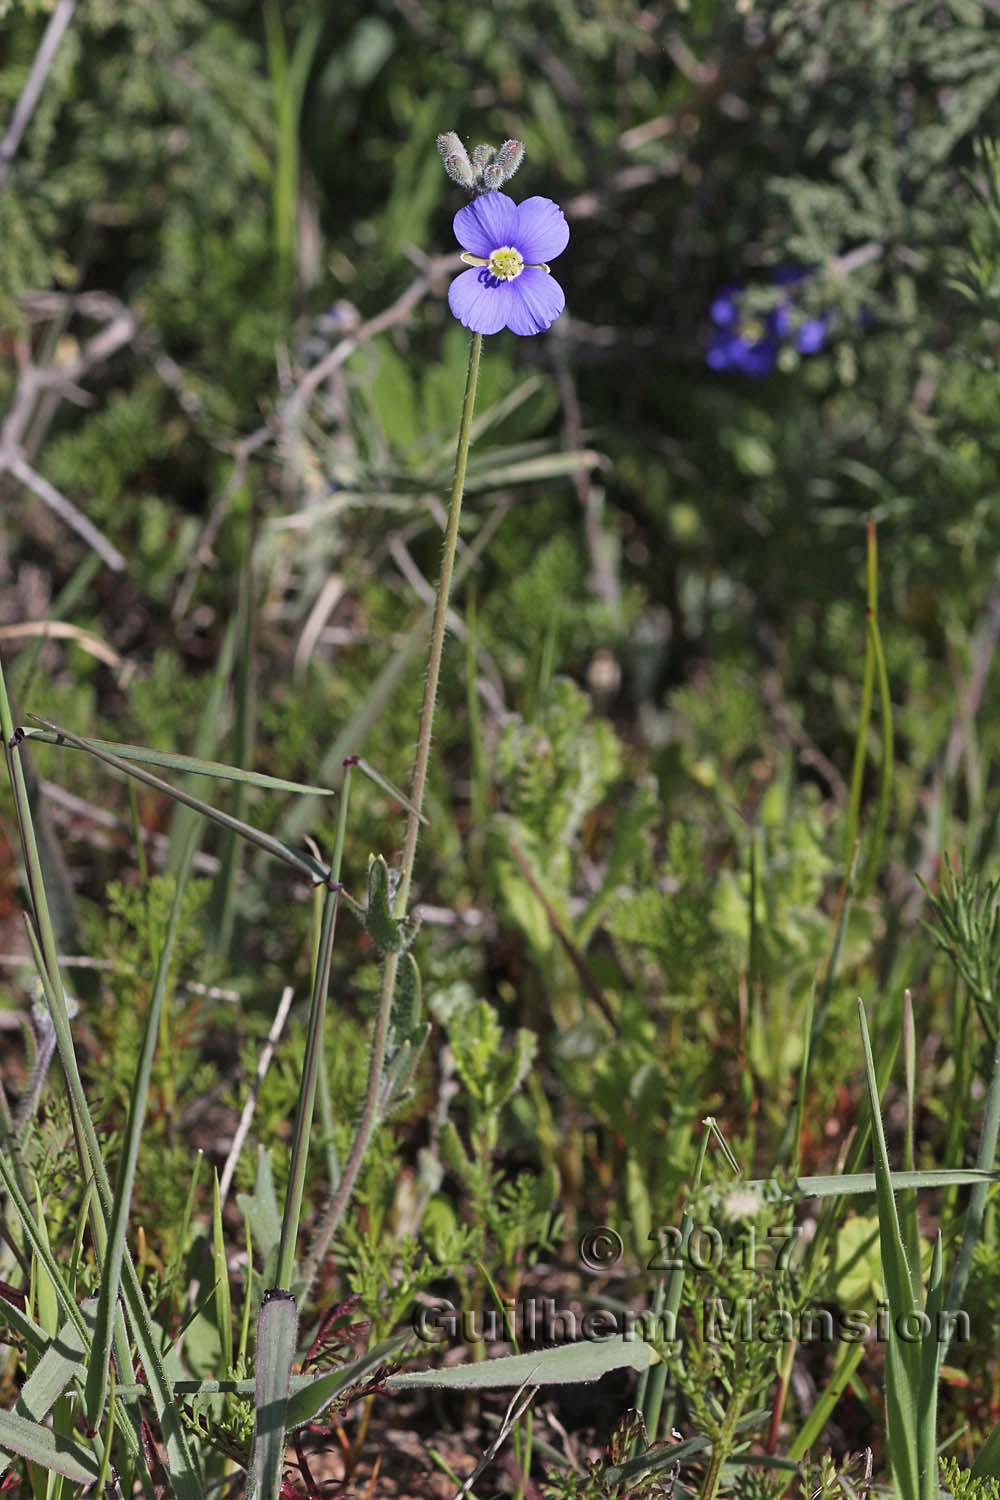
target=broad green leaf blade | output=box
[0,1304,90,1481]
[387,1337,659,1390]
[25,715,328,883]
[750,1168,997,1200]
[286,1334,409,1430]
[18,728,333,796]
[247,1291,298,1500]
[0,1407,100,1483]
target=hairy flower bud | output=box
[436,132,474,188]
[471,143,495,172]
[496,139,525,182]
[481,162,505,190]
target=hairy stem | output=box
[300,331,483,1301]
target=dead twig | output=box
[0,0,78,192]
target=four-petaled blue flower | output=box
[707,270,828,376]
[448,192,569,336]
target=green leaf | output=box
[387,1336,659,1390]
[973,1417,1000,1479]
[0,1407,100,1484]
[364,854,414,953]
[857,1001,927,1500]
[85,836,197,1428]
[19,727,334,796]
[247,1291,298,1500]
[25,714,328,883]
[237,1147,282,1266]
[350,757,427,824]
[750,1168,997,1199]
[390,952,422,1044]
[286,1334,408,1429]
[213,1170,234,1378]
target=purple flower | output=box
[448,192,569,336]
[706,266,830,376]
[707,290,780,377]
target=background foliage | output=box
[3,0,1000,1495]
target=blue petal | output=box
[452,193,518,259]
[503,268,565,335]
[447,267,513,335]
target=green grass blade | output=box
[0,651,205,1498]
[17,728,332,796]
[860,605,894,894]
[349,756,428,824]
[787,1341,865,1460]
[285,1334,409,1428]
[843,520,877,870]
[24,713,328,883]
[0,1301,92,1484]
[276,883,340,1291]
[84,828,197,1427]
[210,535,257,956]
[604,1409,769,1486]
[973,1418,1000,1478]
[247,1290,298,1500]
[0,1153,90,1348]
[857,1000,924,1500]
[750,1167,997,1199]
[212,1169,234,1376]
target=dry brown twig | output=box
[0,0,78,192]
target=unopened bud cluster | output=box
[437,133,525,195]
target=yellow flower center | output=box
[487,246,524,281]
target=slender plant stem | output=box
[843,518,877,869]
[275,765,352,1290]
[300,331,483,1301]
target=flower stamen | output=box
[459,250,551,275]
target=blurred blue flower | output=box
[707,267,829,376]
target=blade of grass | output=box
[212,1169,234,1378]
[24,714,328,883]
[0,652,205,1499]
[860,601,894,894]
[857,999,924,1500]
[787,1341,865,1460]
[210,531,257,956]
[843,519,878,870]
[84,823,198,1429]
[17,729,333,795]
